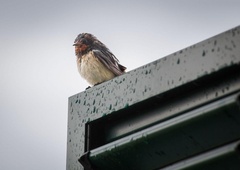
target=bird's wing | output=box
[92,49,125,76]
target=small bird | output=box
[73,33,126,87]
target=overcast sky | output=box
[0,0,239,170]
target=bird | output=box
[73,33,126,87]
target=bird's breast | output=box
[77,51,115,85]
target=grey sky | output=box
[0,0,239,170]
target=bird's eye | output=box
[81,39,88,44]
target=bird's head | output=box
[73,33,95,56]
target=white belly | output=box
[77,51,115,85]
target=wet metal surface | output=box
[88,93,240,169]
[161,140,240,170]
[67,26,240,170]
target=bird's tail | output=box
[118,64,127,73]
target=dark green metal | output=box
[162,141,240,170]
[89,94,240,170]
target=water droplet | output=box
[202,50,206,57]
[177,58,180,64]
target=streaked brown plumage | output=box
[73,33,126,86]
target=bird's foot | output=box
[85,86,91,90]
[93,82,102,86]
[85,82,102,90]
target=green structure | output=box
[67,26,240,170]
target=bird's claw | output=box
[85,86,91,90]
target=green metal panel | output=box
[88,94,240,170]
[162,141,240,170]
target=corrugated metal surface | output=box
[162,141,240,170]
[87,93,240,170]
